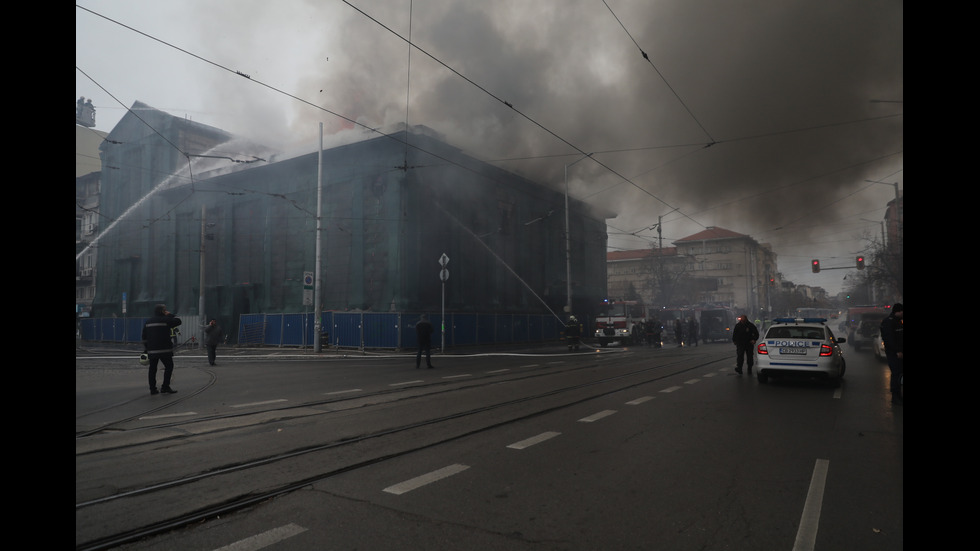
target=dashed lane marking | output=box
[507,431,561,450]
[625,396,655,405]
[578,410,617,423]
[212,522,307,550]
[383,464,470,495]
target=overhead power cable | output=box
[601,0,715,145]
[340,1,704,231]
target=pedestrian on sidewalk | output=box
[204,319,224,366]
[416,314,434,369]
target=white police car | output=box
[755,318,846,385]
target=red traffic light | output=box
[811,259,820,273]
[856,256,865,270]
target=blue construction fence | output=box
[79,312,567,350]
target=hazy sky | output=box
[76,1,903,295]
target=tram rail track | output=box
[76,349,730,550]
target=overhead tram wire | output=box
[601,0,716,146]
[402,0,413,172]
[79,4,705,250]
[80,4,703,244]
[82,2,707,235]
[340,1,706,231]
[76,6,461,179]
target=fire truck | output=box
[594,299,649,347]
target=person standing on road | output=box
[204,319,224,366]
[674,318,684,347]
[879,303,904,405]
[731,315,759,375]
[415,313,434,369]
[142,304,182,394]
[565,315,582,351]
[688,316,699,347]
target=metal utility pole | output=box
[314,123,324,352]
[199,204,206,345]
[657,215,663,250]
[564,153,593,317]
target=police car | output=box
[755,317,847,385]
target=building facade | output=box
[91,103,610,337]
[606,226,779,318]
[76,115,107,318]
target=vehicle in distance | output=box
[842,305,888,351]
[756,317,846,386]
[594,299,649,347]
[700,308,735,343]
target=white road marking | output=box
[793,459,830,551]
[578,410,617,423]
[660,386,683,393]
[487,368,511,373]
[230,399,288,408]
[507,431,561,450]
[390,380,424,386]
[442,374,471,379]
[213,522,307,550]
[684,379,701,385]
[383,464,470,495]
[325,388,362,395]
[625,396,655,405]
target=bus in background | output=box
[700,307,736,343]
[653,306,695,345]
[796,307,839,321]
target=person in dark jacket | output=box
[204,319,225,366]
[879,303,904,405]
[565,315,582,351]
[731,315,759,375]
[415,314,434,369]
[687,317,699,347]
[142,304,182,394]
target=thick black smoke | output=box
[275,1,902,258]
[78,1,902,291]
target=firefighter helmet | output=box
[139,353,150,366]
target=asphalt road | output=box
[76,341,902,550]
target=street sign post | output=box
[439,254,449,353]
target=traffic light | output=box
[769,277,775,286]
[811,259,820,273]
[856,256,865,270]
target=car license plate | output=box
[779,347,808,355]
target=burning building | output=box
[91,102,610,331]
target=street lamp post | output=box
[564,153,593,318]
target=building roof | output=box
[673,226,748,243]
[607,247,677,261]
